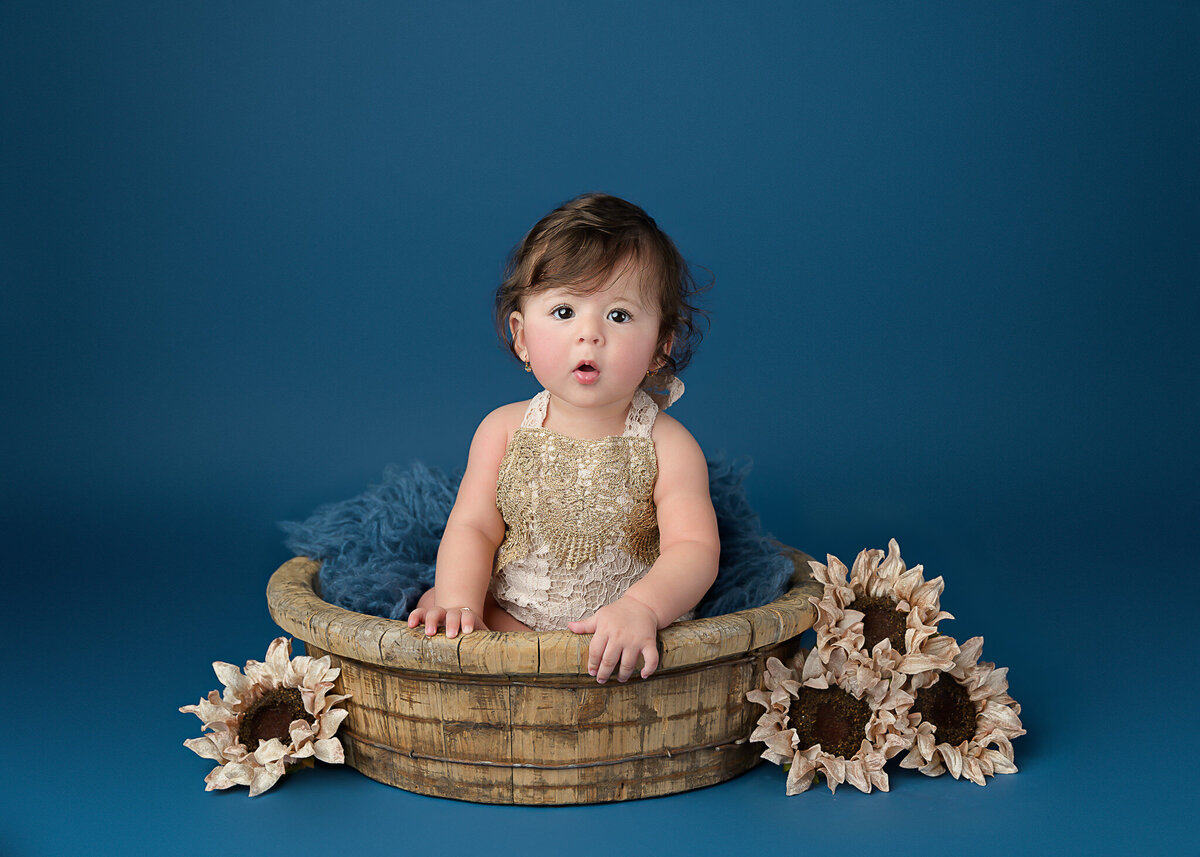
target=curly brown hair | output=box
[494,193,707,377]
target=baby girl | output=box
[408,193,719,684]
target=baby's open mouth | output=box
[573,362,600,384]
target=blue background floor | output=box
[3,3,1197,854]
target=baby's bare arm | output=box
[569,416,720,682]
[408,405,515,636]
[623,415,720,624]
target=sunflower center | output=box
[856,595,907,654]
[238,687,311,749]
[911,676,976,747]
[790,687,873,759]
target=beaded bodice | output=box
[489,390,662,630]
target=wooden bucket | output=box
[266,548,820,804]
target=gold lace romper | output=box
[489,388,671,631]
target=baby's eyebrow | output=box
[611,295,648,312]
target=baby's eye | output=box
[607,309,631,324]
[552,306,575,320]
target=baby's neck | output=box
[541,394,634,440]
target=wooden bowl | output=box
[266,548,820,804]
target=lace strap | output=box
[644,373,685,411]
[524,388,662,436]
[521,390,550,428]
[623,390,659,438]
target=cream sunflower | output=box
[900,635,1024,785]
[747,648,913,795]
[808,539,958,686]
[180,637,351,796]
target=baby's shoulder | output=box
[485,399,531,425]
[649,410,703,457]
[476,400,534,444]
[649,411,709,497]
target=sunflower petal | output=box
[289,742,316,760]
[221,762,253,786]
[940,744,964,779]
[248,766,283,797]
[182,736,222,761]
[785,754,816,795]
[313,738,345,764]
[868,768,890,792]
[962,757,986,786]
[252,738,289,766]
[204,765,239,791]
[842,759,868,793]
[316,708,349,740]
[212,662,251,700]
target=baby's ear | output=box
[655,334,674,370]
[509,311,527,359]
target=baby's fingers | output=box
[568,616,597,634]
[458,608,489,634]
[448,607,486,637]
[424,607,446,636]
[407,607,426,629]
[588,632,611,682]
[640,643,660,680]
[616,645,642,683]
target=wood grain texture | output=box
[264,546,817,804]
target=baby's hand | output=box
[567,595,660,684]
[407,606,488,638]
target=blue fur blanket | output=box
[281,456,792,622]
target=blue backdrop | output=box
[3,3,1197,855]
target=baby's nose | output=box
[577,321,604,344]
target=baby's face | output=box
[511,265,664,415]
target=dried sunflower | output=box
[900,635,1024,785]
[748,649,913,795]
[180,637,351,796]
[808,540,958,686]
